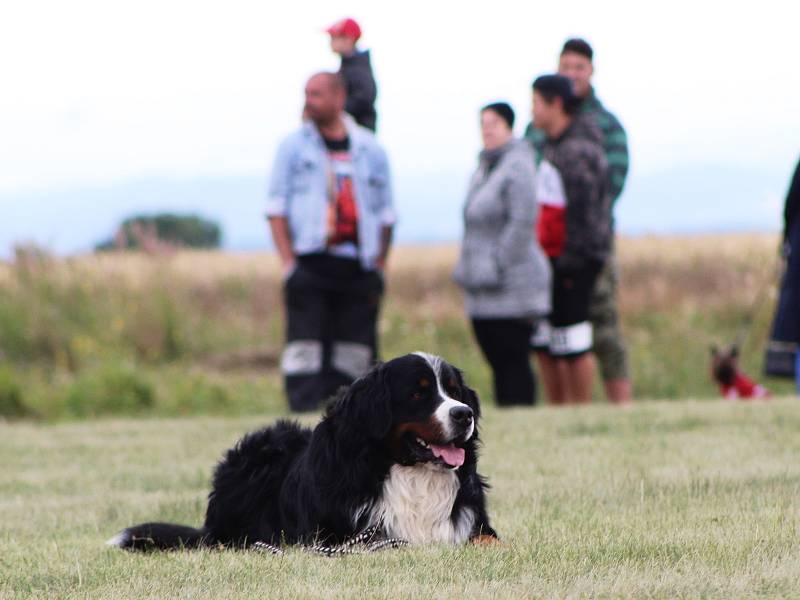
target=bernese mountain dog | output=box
[107,352,498,550]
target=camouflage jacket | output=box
[525,88,629,205]
[538,116,612,270]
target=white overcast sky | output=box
[1,0,799,195]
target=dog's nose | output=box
[449,405,473,426]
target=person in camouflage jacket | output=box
[536,114,611,272]
[525,38,632,404]
[526,92,628,204]
[529,74,611,405]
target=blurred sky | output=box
[2,0,799,252]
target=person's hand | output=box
[554,255,583,274]
[282,260,297,281]
[554,256,581,289]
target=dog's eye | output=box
[412,391,424,401]
[446,379,460,397]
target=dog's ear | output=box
[335,362,392,441]
[456,369,481,420]
[463,385,482,420]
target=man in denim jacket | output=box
[266,72,395,412]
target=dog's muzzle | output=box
[449,405,473,437]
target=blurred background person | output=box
[765,156,800,393]
[529,75,611,404]
[266,72,394,412]
[526,38,632,404]
[326,17,378,131]
[454,102,551,406]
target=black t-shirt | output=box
[323,136,350,152]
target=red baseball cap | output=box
[325,18,361,41]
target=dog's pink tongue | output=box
[430,443,465,467]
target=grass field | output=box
[1,235,799,597]
[2,398,800,599]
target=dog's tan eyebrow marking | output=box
[419,378,431,388]
[447,377,457,388]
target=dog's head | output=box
[326,352,481,470]
[710,344,739,386]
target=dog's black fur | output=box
[710,344,739,388]
[109,354,497,550]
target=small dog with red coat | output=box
[710,345,770,400]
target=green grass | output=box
[2,399,800,598]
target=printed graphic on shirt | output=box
[535,159,567,258]
[325,140,359,248]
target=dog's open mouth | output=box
[413,436,465,468]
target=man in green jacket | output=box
[525,38,631,403]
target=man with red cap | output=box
[326,17,378,131]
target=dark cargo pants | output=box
[589,256,630,382]
[282,254,383,412]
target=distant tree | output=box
[96,214,222,252]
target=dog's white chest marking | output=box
[367,464,475,544]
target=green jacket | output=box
[525,88,629,205]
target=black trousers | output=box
[471,318,536,406]
[766,218,800,377]
[283,254,383,412]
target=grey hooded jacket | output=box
[453,139,551,318]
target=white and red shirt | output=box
[535,159,567,258]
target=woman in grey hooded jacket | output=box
[454,102,551,405]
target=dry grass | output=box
[0,233,781,320]
[617,234,782,315]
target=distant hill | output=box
[0,164,788,256]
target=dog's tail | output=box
[106,522,210,551]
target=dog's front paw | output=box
[471,534,503,547]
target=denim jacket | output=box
[266,115,395,270]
